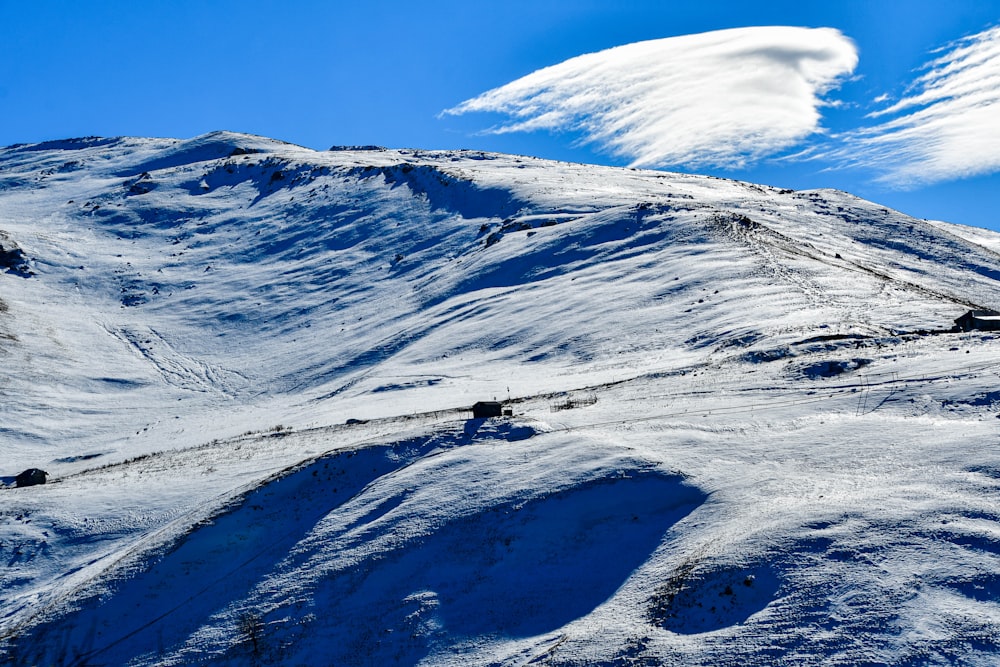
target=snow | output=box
[3,131,1000,664]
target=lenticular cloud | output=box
[846,26,1000,187]
[444,27,858,170]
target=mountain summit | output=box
[3,132,1000,665]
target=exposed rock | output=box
[0,231,32,277]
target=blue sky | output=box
[2,1,999,230]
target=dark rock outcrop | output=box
[0,232,32,277]
[15,468,47,487]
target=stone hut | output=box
[955,310,1000,332]
[15,469,47,487]
[472,401,503,419]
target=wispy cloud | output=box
[837,26,1000,187]
[443,27,858,170]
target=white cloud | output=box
[443,27,858,170]
[840,26,1000,187]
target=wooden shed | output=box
[955,310,1000,332]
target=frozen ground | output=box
[2,132,1000,665]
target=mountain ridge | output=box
[3,132,1000,665]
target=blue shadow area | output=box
[291,470,704,665]
[8,434,456,666]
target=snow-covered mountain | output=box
[3,131,1000,665]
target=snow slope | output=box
[3,132,1000,665]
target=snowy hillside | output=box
[3,132,1000,665]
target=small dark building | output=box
[15,468,47,488]
[955,310,1000,332]
[472,401,503,419]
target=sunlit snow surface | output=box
[3,132,1000,665]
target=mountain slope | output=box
[3,132,1000,665]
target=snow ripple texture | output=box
[2,132,1000,665]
